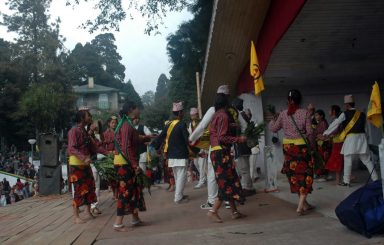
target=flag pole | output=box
[195,72,202,119]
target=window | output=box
[98,94,109,109]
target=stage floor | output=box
[0,179,382,245]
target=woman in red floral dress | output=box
[269,90,315,215]
[67,108,108,224]
[113,101,150,232]
[207,93,246,223]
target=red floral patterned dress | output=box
[67,125,107,208]
[114,118,146,216]
[269,108,314,195]
[210,109,245,203]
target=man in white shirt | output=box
[189,85,230,209]
[323,94,378,186]
[188,108,208,189]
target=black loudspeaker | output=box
[39,166,62,195]
[39,134,59,167]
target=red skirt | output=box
[282,144,314,195]
[69,165,96,208]
[325,143,344,172]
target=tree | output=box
[141,74,171,130]
[141,91,155,107]
[1,0,74,136]
[122,80,143,108]
[65,0,193,34]
[2,0,64,84]
[65,33,126,89]
[154,73,169,102]
[166,0,213,111]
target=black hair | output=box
[232,98,244,111]
[331,105,341,117]
[347,102,355,108]
[172,111,181,117]
[75,110,89,124]
[120,100,137,117]
[315,109,325,119]
[287,89,302,105]
[214,93,229,111]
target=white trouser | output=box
[236,156,253,190]
[139,162,147,172]
[343,154,378,184]
[91,164,100,209]
[207,159,218,204]
[194,157,207,185]
[172,166,187,202]
[249,154,259,180]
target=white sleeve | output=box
[189,107,215,142]
[144,126,152,136]
[187,123,192,135]
[323,113,346,136]
[238,113,248,133]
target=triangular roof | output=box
[73,84,119,94]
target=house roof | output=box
[73,84,119,94]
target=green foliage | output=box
[122,80,143,108]
[94,155,116,182]
[16,82,75,133]
[166,0,213,111]
[141,91,155,107]
[141,74,171,130]
[65,0,193,34]
[244,122,266,148]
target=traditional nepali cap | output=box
[190,107,198,115]
[78,106,90,111]
[172,102,184,112]
[217,85,230,95]
[344,94,354,103]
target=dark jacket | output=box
[152,120,190,159]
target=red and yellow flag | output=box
[367,81,382,128]
[250,41,265,95]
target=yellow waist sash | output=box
[283,138,306,145]
[211,146,223,151]
[114,154,128,165]
[69,155,88,166]
[332,134,344,143]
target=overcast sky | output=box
[0,1,192,95]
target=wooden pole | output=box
[195,72,202,119]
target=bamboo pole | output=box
[195,72,202,119]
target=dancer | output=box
[269,90,315,215]
[113,101,149,231]
[207,93,246,223]
[67,108,107,224]
[323,95,378,186]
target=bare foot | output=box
[73,217,86,224]
[207,210,223,223]
[113,224,133,232]
[231,211,246,220]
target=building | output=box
[73,77,122,113]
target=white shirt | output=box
[323,109,369,155]
[189,107,215,143]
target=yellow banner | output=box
[367,81,382,128]
[250,41,265,95]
